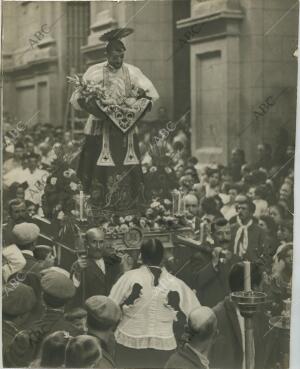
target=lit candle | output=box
[79,190,84,221]
[172,190,176,216]
[199,222,205,243]
[177,190,181,215]
[244,261,251,292]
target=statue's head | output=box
[106,40,126,70]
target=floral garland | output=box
[67,74,149,110]
[96,198,187,237]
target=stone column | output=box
[177,0,244,165]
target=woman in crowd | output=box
[268,203,287,226]
[64,335,103,368]
[31,331,72,368]
[109,238,201,369]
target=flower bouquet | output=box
[41,147,83,222]
[67,74,151,133]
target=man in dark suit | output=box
[183,193,202,234]
[85,295,122,368]
[177,218,236,307]
[231,195,269,264]
[70,228,122,307]
[165,306,218,369]
[210,262,267,369]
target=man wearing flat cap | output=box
[3,282,37,365]
[10,222,50,277]
[5,268,81,368]
[85,295,121,368]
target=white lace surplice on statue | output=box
[70,62,159,136]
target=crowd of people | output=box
[2,113,295,369]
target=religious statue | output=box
[70,28,159,213]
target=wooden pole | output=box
[245,317,255,369]
[81,269,86,305]
[244,261,254,369]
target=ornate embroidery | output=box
[97,122,115,166]
[124,130,139,165]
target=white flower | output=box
[119,217,125,224]
[165,167,172,174]
[150,166,157,173]
[64,169,76,178]
[57,211,65,220]
[125,215,133,223]
[120,224,129,232]
[142,166,148,174]
[50,177,57,186]
[164,199,172,206]
[71,210,80,217]
[70,182,78,191]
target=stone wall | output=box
[239,0,298,162]
[178,0,298,164]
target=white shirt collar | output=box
[22,250,34,257]
[95,258,106,274]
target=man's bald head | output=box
[85,228,106,259]
[188,306,217,341]
[184,193,199,218]
[86,228,105,242]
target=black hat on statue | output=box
[100,27,134,54]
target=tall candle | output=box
[79,191,84,221]
[178,191,181,215]
[199,222,205,243]
[172,191,175,216]
[244,261,251,292]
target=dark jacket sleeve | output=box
[193,261,218,289]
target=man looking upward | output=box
[70,228,121,307]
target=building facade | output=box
[3,0,298,163]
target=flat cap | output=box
[12,222,40,246]
[85,296,121,326]
[34,245,53,253]
[40,266,70,278]
[3,283,36,316]
[41,269,75,299]
[65,308,87,321]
